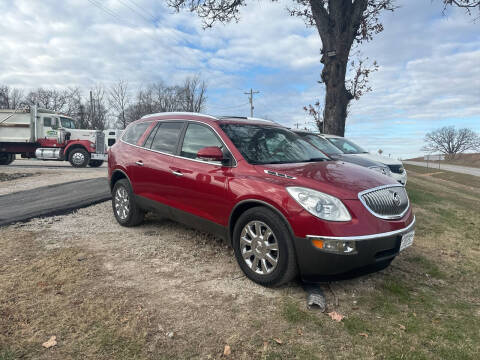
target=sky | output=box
[0,0,479,159]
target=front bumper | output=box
[293,216,415,282]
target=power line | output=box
[117,0,153,23]
[125,0,157,21]
[85,0,184,58]
[244,88,260,117]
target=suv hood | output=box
[349,153,402,166]
[260,161,398,200]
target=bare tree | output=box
[442,1,480,14]
[303,100,324,132]
[168,0,396,136]
[124,77,208,124]
[181,75,207,112]
[25,88,69,112]
[0,85,26,109]
[109,80,130,129]
[422,126,480,159]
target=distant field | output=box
[407,153,480,168]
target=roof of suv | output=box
[139,112,282,126]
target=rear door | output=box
[169,122,232,227]
[132,121,185,209]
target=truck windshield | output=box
[327,137,368,154]
[219,123,330,165]
[60,117,76,129]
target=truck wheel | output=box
[0,153,15,165]
[68,148,90,168]
[89,160,104,167]
[233,206,297,287]
[112,179,144,227]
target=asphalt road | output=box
[404,161,480,177]
[0,177,111,226]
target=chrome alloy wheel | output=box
[72,152,85,166]
[114,186,130,220]
[240,221,279,275]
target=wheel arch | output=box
[64,143,89,161]
[110,168,132,192]
[228,199,295,246]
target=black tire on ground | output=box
[88,160,104,167]
[0,153,15,165]
[232,206,297,287]
[112,178,144,227]
[68,148,90,168]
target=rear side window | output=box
[122,122,151,145]
[150,122,184,154]
[180,123,222,159]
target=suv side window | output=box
[180,123,222,160]
[150,122,184,154]
[122,122,151,145]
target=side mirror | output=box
[197,146,224,162]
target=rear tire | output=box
[89,160,104,167]
[68,148,90,168]
[233,206,297,287]
[0,153,15,165]
[112,179,144,227]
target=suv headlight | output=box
[369,166,391,177]
[286,187,351,222]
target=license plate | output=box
[91,153,108,160]
[400,230,415,251]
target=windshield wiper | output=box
[306,157,329,162]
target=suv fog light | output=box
[311,238,356,254]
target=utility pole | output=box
[244,88,259,117]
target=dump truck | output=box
[0,106,112,167]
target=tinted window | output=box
[122,122,151,145]
[142,123,159,149]
[43,117,52,127]
[181,124,222,159]
[220,124,329,165]
[150,122,183,154]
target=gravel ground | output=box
[0,160,106,195]
[7,202,316,357]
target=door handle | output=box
[171,170,183,176]
[135,161,144,166]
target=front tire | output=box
[112,179,144,227]
[68,148,90,168]
[0,153,15,165]
[89,160,104,167]
[233,207,297,287]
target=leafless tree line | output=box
[0,75,207,130]
[422,126,480,159]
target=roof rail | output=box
[141,112,217,120]
[217,116,276,123]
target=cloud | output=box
[0,0,478,159]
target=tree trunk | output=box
[322,58,352,136]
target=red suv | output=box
[108,113,415,286]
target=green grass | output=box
[406,255,445,279]
[0,349,16,360]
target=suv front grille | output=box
[388,165,404,174]
[359,186,409,219]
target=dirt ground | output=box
[0,159,106,195]
[1,167,479,359]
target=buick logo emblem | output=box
[392,192,401,206]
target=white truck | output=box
[0,106,118,167]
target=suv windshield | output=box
[60,117,76,129]
[302,134,343,155]
[220,123,330,165]
[328,137,368,154]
